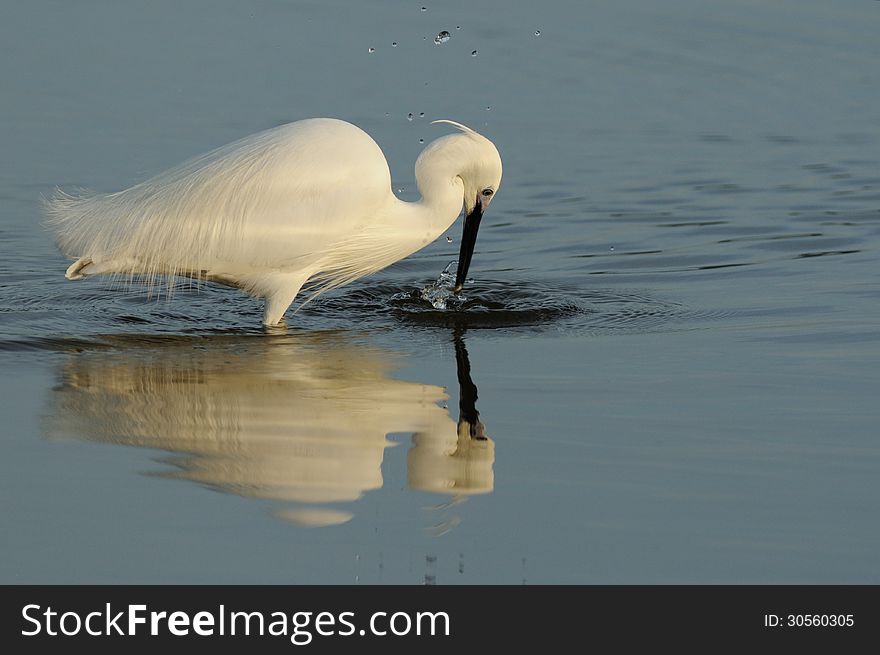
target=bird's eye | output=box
[481,188,494,197]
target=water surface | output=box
[1,0,879,583]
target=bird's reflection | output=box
[46,331,493,528]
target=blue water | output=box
[1,0,879,583]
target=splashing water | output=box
[418,261,467,310]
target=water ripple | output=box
[0,276,733,351]
[307,279,729,335]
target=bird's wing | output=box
[45,119,392,285]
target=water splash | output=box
[416,261,465,310]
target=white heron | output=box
[45,118,503,325]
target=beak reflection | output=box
[408,330,494,496]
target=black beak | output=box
[454,197,483,292]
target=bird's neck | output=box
[414,173,465,234]
[380,179,462,261]
[381,195,460,260]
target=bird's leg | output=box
[263,297,292,326]
[64,256,141,280]
[65,257,93,280]
[261,273,310,326]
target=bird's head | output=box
[417,120,503,292]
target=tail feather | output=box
[41,125,300,293]
[43,185,200,292]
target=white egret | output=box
[45,118,503,325]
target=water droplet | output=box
[392,41,398,47]
[419,112,425,118]
[609,246,615,251]
[421,6,427,12]
[397,187,404,193]
[368,47,375,53]
[456,26,461,30]
[434,30,451,45]
[471,50,478,56]
[485,105,491,111]
[446,236,453,243]
[407,112,413,121]
[534,29,541,36]
[419,138,424,143]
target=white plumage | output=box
[45,118,502,325]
